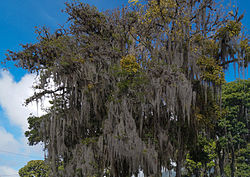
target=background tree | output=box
[4,0,249,176]
[19,160,50,177]
[234,143,250,177]
[216,79,249,177]
[184,79,249,177]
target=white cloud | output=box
[0,71,45,174]
[0,71,44,131]
[0,71,47,153]
[0,166,19,177]
[0,126,20,154]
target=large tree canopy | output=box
[4,0,249,176]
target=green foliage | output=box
[235,143,250,176]
[222,79,250,109]
[19,160,50,177]
[186,135,216,175]
[216,79,250,176]
[225,144,250,177]
[25,116,44,146]
[185,153,202,175]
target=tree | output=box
[4,0,249,176]
[216,79,249,177]
[19,160,50,177]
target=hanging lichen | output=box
[4,0,249,177]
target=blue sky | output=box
[0,0,249,176]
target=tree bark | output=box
[176,156,182,177]
[218,149,226,177]
[230,147,235,177]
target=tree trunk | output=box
[194,167,200,177]
[230,147,235,177]
[218,149,226,177]
[176,158,182,177]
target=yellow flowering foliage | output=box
[240,39,250,60]
[144,0,176,22]
[129,0,177,25]
[217,20,242,38]
[120,54,140,73]
[128,0,139,4]
[197,57,225,85]
[192,37,218,57]
[240,39,249,49]
[204,39,219,56]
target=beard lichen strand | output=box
[104,99,158,175]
